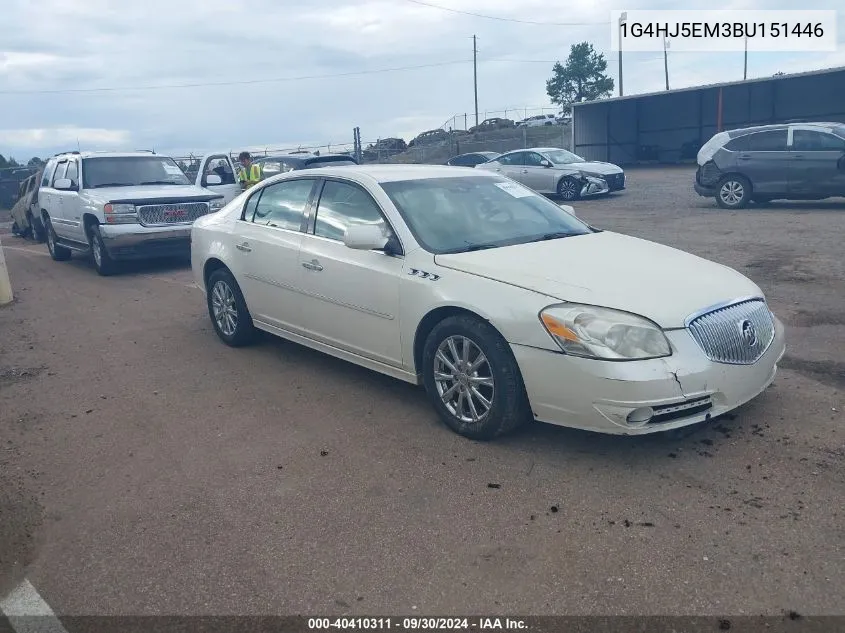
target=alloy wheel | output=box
[211,280,238,337]
[719,180,744,206]
[560,179,578,200]
[433,335,495,424]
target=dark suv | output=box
[253,153,358,179]
[694,122,845,209]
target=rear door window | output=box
[792,130,845,151]
[725,130,788,152]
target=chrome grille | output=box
[687,299,775,365]
[137,202,210,226]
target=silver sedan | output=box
[476,147,625,201]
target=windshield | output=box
[381,176,592,254]
[81,156,191,188]
[544,149,585,165]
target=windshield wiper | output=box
[460,243,498,252]
[140,180,183,185]
[528,231,584,242]
[89,182,132,188]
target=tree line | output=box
[0,155,45,170]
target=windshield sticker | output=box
[163,164,184,175]
[494,181,534,198]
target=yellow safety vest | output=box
[238,163,262,188]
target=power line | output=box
[403,0,609,26]
[0,58,560,95]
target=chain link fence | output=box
[383,124,571,165]
[440,106,561,132]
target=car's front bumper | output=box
[511,317,786,435]
[99,223,192,260]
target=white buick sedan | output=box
[191,165,786,440]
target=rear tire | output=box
[716,175,751,209]
[44,216,71,261]
[422,314,530,441]
[29,213,45,242]
[557,176,581,201]
[206,268,257,347]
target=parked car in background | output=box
[38,151,226,275]
[9,169,45,241]
[469,118,515,133]
[477,147,625,201]
[363,138,407,162]
[409,129,450,148]
[253,153,358,179]
[446,152,500,167]
[694,122,845,209]
[517,114,557,128]
[556,112,573,125]
[192,164,785,441]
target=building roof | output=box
[573,65,845,108]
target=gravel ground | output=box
[0,166,842,618]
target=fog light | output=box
[626,407,654,425]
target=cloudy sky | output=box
[1,0,843,161]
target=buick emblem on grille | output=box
[739,319,758,347]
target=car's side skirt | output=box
[253,319,420,385]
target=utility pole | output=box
[663,38,670,90]
[743,35,748,80]
[472,35,479,127]
[618,13,627,96]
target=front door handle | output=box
[236,242,252,252]
[521,169,529,174]
[302,259,323,272]
[792,154,804,159]
[738,155,752,161]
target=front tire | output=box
[206,268,257,347]
[422,314,530,441]
[557,176,581,201]
[716,175,751,209]
[88,225,117,276]
[44,216,71,261]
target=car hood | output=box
[83,184,222,202]
[434,232,762,328]
[556,161,622,175]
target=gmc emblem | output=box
[164,209,188,219]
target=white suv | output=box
[37,151,242,275]
[516,114,557,128]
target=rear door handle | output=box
[302,259,323,272]
[521,169,529,174]
[738,155,752,161]
[792,154,804,159]
[236,242,252,252]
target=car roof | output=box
[256,153,355,163]
[266,163,502,184]
[725,121,844,137]
[54,151,166,160]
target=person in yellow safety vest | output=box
[237,151,262,190]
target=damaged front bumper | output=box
[510,317,787,435]
[580,175,610,197]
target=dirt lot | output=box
[0,166,843,619]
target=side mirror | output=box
[53,178,73,190]
[206,174,222,185]
[343,224,389,251]
[540,159,552,168]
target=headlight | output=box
[209,199,224,211]
[539,303,671,360]
[103,202,137,224]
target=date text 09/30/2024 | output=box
[308,617,528,630]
